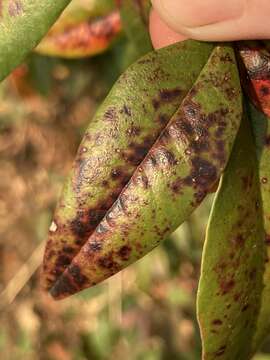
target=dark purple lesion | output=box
[152,88,182,110]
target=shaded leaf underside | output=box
[42,42,242,300]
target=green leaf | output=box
[0,0,71,81]
[118,0,152,56]
[248,104,270,352]
[197,114,264,359]
[42,42,242,300]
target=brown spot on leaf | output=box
[117,245,132,261]
[152,88,182,110]
[214,345,227,357]
[121,105,132,116]
[189,157,218,189]
[87,241,103,252]
[212,319,223,326]
[50,273,77,299]
[126,125,141,137]
[241,304,249,312]
[233,292,241,302]
[98,252,120,271]
[170,178,183,194]
[52,11,121,54]
[104,107,117,121]
[69,264,88,287]
[126,136,154,166]
[56,254,72,268]
[220,279,235,295]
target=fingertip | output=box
[149,9,187,50]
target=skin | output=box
[150,0,270,49]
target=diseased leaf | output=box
[0,0,71,81]
[117,0,152,56]
[197,115,264,360]
[36,10,122,58]
[49,0,116,31]
[42,43,242,300]
[42,40,215,291]
[237,41,270,117]
[237,43,270,352]
[248,104,270,353]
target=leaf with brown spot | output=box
[0,0,72,81]
[247,104,270,354]
[36,0,122,58]
[43,43,242,300]
[197,115,264,360]
[42,40,215,292]
[237,41,270,117]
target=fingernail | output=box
[152,0,245,30]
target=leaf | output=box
[197,114,264,360]
[42,42,242,300]
[237,43,270,352]
[0,0,71,81]
[247,104,270,352]
[36,10,122,58]
[237,41,270,117]
[42,40,214,291]
[117,0,152,56]
[50,0,116,30]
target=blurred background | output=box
[0,1,270,359]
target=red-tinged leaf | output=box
[36,10,122,58]
[237,41,270,117]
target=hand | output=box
[150,0,270,49]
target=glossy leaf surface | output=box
[197,115,264,360]
[0,0,71,81]
[43,44,243,300]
